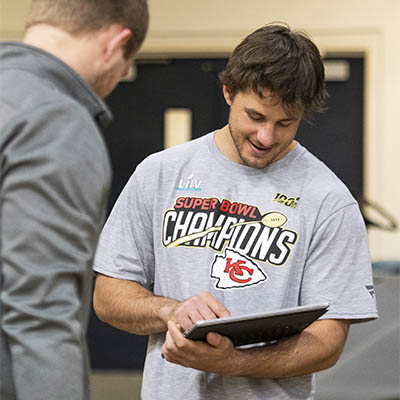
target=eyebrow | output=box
[244,107,299,121]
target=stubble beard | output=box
[228,123,274,170]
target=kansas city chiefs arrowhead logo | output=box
[211,248,268,290]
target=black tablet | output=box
[183,303,329,347]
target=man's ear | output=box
[103,25,132,61]
[222,85,233,106]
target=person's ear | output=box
[222,85,233,106]
[103,25,132,61]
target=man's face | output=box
[223,86,302,169]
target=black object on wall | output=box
[87,57,364,370]
[297,57,364,198]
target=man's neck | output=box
[23,24,100,85]
[214,125,242,164]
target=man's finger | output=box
[167,320,185,343]
[200,292,231,318]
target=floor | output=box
[91,371,142,400]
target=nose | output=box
[256,123,275,147]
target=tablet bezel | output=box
[183,303,329,347]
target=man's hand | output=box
[160,291,230,331]
[162,320,237,375]
[162,318,350,379]
[94,277,230,335]
[94,276,350,379]
[160,291,235,374]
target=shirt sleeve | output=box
[300,203,378,322]
[1,101,111,400]
[93,170,155,290]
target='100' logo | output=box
[273,193,300,208]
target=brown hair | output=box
[219,23,327,118]
[25,0,149,57]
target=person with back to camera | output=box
[0,0,149,399]
[93,23,378,399]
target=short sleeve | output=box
[300,203,378,322]
[94,173,155,290]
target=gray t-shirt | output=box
[94,132,377,400]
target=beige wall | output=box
[1,0,399,262]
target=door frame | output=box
[137,31,384,257]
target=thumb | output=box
[206,332,228,348]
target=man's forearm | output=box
[225,319,350,379]
[94,274,179,335]
[162,318,349,379]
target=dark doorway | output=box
[298,57,364,198]
[88,57,364,370]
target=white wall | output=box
[1,0,399,261]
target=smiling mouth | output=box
[249,141,272,154]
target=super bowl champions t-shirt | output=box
[94,132,377,400]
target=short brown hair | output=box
[219,23,327,118]
[25,0,149,57]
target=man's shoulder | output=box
[1,93,107,175]
[0,61,87,120]
[296,145,357,209]
[298,145,349,187]
[0,92,97,141]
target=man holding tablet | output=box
[93,23,378,399]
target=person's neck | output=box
[214,125,242,164]
[23,24,101,85]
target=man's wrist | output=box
[215,346,243,377]
[158,300,180,327]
